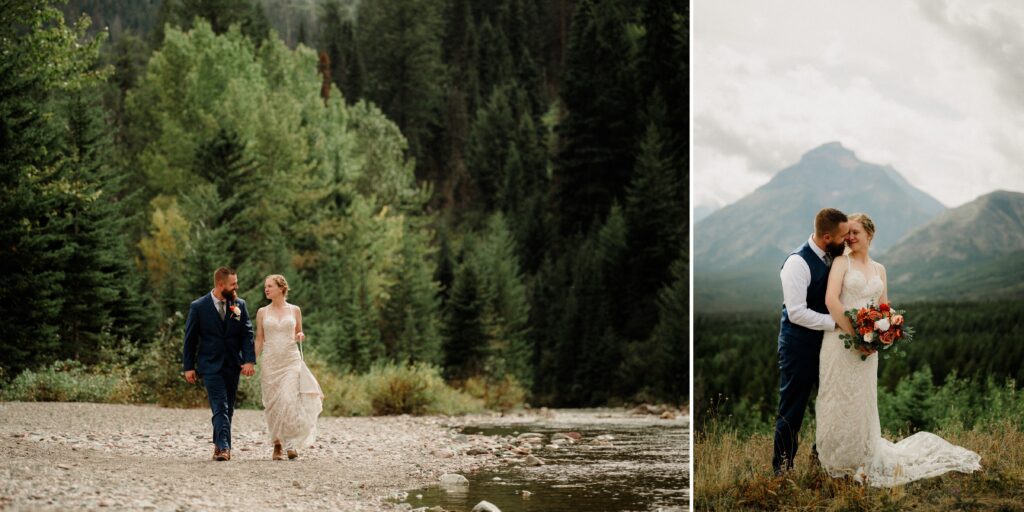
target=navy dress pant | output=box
[202,366,241,451]
[772,335,820,472]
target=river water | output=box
[398,409,689,512]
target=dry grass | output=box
[696,423,1024,511]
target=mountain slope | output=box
[695,142,945,276]
[694,142,947,311]
[882,190,1024,300]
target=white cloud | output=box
[693,0,1024,209]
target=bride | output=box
[255,274,323,460]
[815,213,981,486]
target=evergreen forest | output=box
[1,0,688,409]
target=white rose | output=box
[863,333,872,342]
[875,318,890,332]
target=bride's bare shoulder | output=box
[829,253,850,274]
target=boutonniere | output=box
[229,304,242,320]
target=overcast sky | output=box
[692,0,1024,210]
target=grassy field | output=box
[695,422,1024,511]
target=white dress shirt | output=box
[780,235,836,332]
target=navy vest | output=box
[779,241,830,343]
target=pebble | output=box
[471,500,502,512]
[524,455,545,466]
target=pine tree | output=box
[466,86,516,210]
[296,19,308,47]
[381,221,444,365]
[0,3,104,374]
[553,0,638,235]
[623,102,685,342]
[319,2,365,103]
[476,18,513,99]
[638,0,688,165]
[434,225,456,301]
[647,252,688,403]
[443,261,487,382]
[57,84,153,360]
[357,0,445,165]
[472,214,532,387]
[175,0,270,42]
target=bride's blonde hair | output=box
[848,213,876,241]
[265,274,289,297]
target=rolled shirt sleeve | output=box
[780,254,836,332]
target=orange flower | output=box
[859,325,873,335]
[880,330,896,345]
[891,314,904,326]
[869,310,883,321]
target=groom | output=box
[182,267,256,461]
[772,208,849,475]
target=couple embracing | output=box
[773,208,981,486]
[182,267,323,461]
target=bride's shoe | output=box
[287,448,298,460]
[273,442,284,460]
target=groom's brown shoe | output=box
[287,448,298,460]
[213,448,230,461]
[273,442,284,460]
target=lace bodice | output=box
[261,308,297,356]
[839,257,884,310]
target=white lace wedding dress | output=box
[815,256,981,487]
[260,307,323,450]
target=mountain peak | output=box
[801,141,857,162]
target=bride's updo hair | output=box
[848,213,876,241]
[266,274,289,297]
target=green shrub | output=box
[306,358,485,416]
[363,362,486,416]
[0,360,135,403]
[462,374,528,411]
[132,313,208,408]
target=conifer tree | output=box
[646,252,687,402]
[554,0,638,235]
[381,221,444,365]
[319,2,364,103]
[443,261,487,382]
[466,86,516,210]
[357,0,445,165]
[57,84,153,359]
[623,103,685,341]
[0,3,112,374]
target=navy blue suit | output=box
[772,242,830,473]
[183,293,255,451]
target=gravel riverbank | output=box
[0,402,503,511]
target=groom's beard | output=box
[827,242,846,257]
[222,288,236,302]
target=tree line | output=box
[694,301,1024,432]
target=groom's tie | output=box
[824,253,833,267]
[217,300,226,320]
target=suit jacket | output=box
[182,293,256,374]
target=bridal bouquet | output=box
[840,302,915,360]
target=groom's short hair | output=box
[213,267,236,284]
[815,208,848,237]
